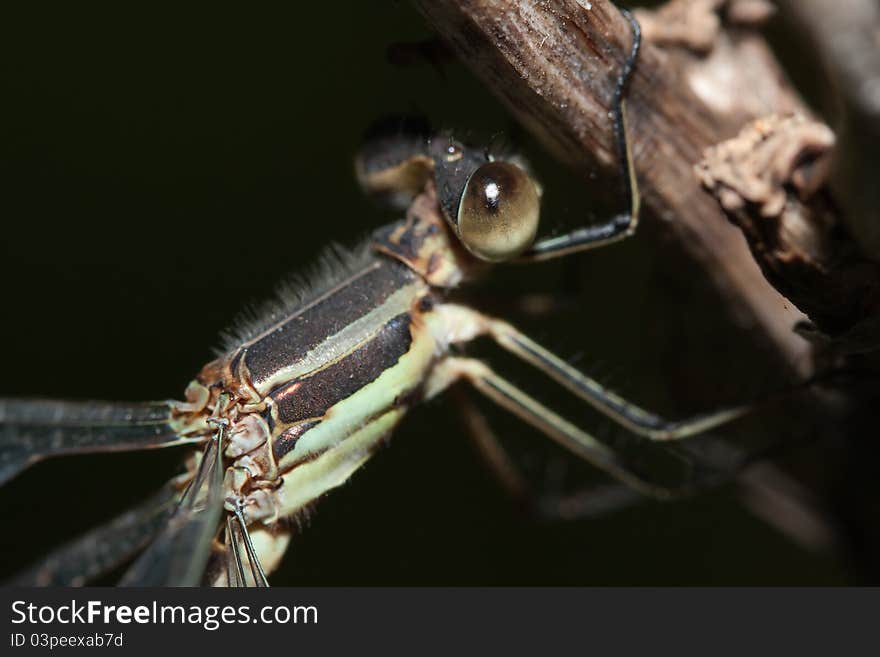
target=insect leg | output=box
[454,376,837,542]
[429,357,738,499]
[453,388,644,519]
[433,304,752,441]
[520,8,641,262]
[224,499,269,587]
[0,398,204,486]
[6,483,179,586]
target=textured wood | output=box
[411,0,878,370]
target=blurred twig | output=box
[775,0,880,262]
[776,0,880,128]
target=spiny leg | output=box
[453,387,645,519]
[521,8,642,262]
[428,357,737,500]
[432,303,752,441]
[457,383,836,546]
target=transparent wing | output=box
[7,484,179,586]
[0,398,198,487]
[118,424,226,587]
[224,502,269,587]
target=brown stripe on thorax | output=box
[239,257,420,395]
[268,311,415,461]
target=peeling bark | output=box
[696,114,880,344]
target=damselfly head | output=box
[430,133,541,263]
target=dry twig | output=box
[412,0,880,367]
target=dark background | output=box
[0,2,854,584]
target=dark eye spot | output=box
[445,142,463,162]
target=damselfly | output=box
[0,11,771,586]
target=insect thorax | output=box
[169,199,477,526]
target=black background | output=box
[0,2,855,584]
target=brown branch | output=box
[411,0,879,368]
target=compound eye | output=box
[457,161,540,262]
